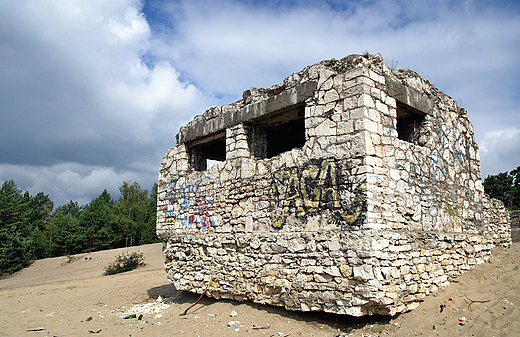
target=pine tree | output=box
[80,189,119,251]
[47,201,84,256]
[484,169,519,209]
[0,181,34,273]
[115,181,150,247]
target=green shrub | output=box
[103,251,145,275]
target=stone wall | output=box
[157,54,511,316]
[510,210,520,228]
[510,210,520,242]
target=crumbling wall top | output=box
[176,53,466,145]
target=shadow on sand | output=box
[147,283,399,335]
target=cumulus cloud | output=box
[0,0,209,150]
[0,163,155,206]
[145,0,512,94]
[480,128,520,177]
[0,0,208,205]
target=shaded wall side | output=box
[356,61,510,245]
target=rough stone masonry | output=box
[156,54,511,316]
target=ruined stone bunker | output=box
[157,54,511,316]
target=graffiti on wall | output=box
[269,158,366,229]
[163,160,366,231]
[164,177,223,229]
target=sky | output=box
[1,0,519,207]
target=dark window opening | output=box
[265,117,305,158]
[188,132,226,171]
[396,101,427,145]
[249,104,306,159]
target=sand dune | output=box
[1,242,518,336]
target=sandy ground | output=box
[1,242,519,337]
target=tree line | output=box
[483,166,520,210]
[0,180,158,275]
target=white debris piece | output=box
[123,297,173,317]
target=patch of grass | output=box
[103,251,145,276]
[388,58,399,71]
